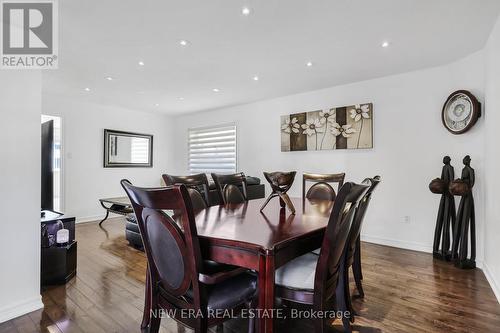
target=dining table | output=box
[192,196,334,333]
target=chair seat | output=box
[202,260,242,276]
[161,272,257,311]
[275,252,318,291]
[205,272,257,311]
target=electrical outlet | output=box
[403,216,411,224]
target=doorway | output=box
[41,115,62,212]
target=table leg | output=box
[98,210,110,226]
[258,255,267,333]
[258,254,275,333]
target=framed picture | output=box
[281,103,373,151]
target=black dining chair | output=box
[274,182,370,333]
[303,173,346,201]
[341,176,381,305]
[211,172,248,204]
[121,180,257,333]
[162,173,210,209]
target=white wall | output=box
[172,51,486,260]
[484,16,500,301]
[42,95,174,221]
[0,71,43,322]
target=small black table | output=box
[98,196,133,226]
[41,210,77,288]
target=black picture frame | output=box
[103,129,153,168]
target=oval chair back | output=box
[211,172,248,204]
[121,180,204,310]
[303,173,346,201]
[162,173,210,207]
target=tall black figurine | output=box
[430,156,456,261]
[450,155,476,269]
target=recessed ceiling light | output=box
[105,76,113,81]
[154,103,160,107]
[138,61,145,66]
[179,39,189,46]
[253,76,259,81]
[382,41,390,48]
[84,87,90,92]
[212,88,220,92]
[306,61,313,67]
[242,7,251,15]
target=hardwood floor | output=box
[1,217,499,332]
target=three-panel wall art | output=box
[281,103,373,151]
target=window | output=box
[188,124,237,174]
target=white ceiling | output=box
[42,0,500,115]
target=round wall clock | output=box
[442,90,481,134]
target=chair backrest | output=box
[303,173,346,201]
[162,173,210,207]
[211,172,248,204]
[121,180,204,309]
[345,176,381,266]
[313,182,369,305]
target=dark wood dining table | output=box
[193,197,334,333]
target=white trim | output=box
[360,234,433,253]
[483,262,500,304]
[0,296,43,323]
[360,234,485,267]
[76,213,123,224]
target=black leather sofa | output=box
[125,176,265,250]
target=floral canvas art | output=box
[281,103,373,151]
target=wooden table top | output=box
[193,197,333,252]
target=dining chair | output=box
[303,173,346,201]
[162,173,210,209]
[275,182,370,333]
[211,172,248,204]
[337,176,381,325]
[121,180,257,333]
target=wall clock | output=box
[442,90,481,135]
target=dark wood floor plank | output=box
[2,218,499,333]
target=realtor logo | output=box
[1,0,58,69]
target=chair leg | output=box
[149,296,161,333]
[341,316,353,333]
[313,315,326,333]
[149,315,161,333]
[142,268,152,329]
[352,265,364,298]
[194,320,208,333]
[352,237,365,297]
[336,260,356,331]
[344,269,356,321]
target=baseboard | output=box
[77,213,122,224]
[360,234,500,302]
[360,234,433,253]
[483,262,500,304]
[0,296,43,323]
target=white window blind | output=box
[188,124,237,174]
[130,137,149,163]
